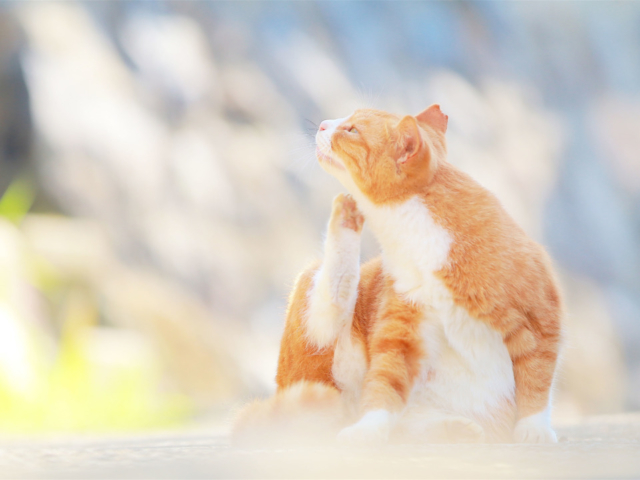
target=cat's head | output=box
[315,105,448,205]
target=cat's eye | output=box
[349,126,358,134]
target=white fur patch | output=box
[304,224,361,349]
[352,195,453,301]
[317,115,350,140]
[332,330,367,416]
[405,301,516,440]
[315,115,350,172]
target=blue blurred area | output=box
[0,1,639,424]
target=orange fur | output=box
[275,262,337,389]
[232,381,345,446]
[360,275,424,413]
[426,163,562,418]
[236,104,562,444]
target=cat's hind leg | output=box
[505,305,561,443]
[304,193,364,349]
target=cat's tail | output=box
[231,381,346,447]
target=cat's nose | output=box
[319,121,330,131]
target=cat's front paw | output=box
[336,410,390,447]
[514,414,557,443]
[330,193,364,234]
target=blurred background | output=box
[0,1,638,434]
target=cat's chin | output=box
[316,148,346,172]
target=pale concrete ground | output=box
[0,413,639,479]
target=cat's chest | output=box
[360,195,452,303]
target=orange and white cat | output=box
[233,105,562,445]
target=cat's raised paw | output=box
[336,410,390,447]
[513,417,557,443]
[331,193,364,233]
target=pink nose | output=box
[319,121,330,131]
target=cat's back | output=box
[425,161,530,242]
[424,161,560,320]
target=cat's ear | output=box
[396,115,423,165]
[416,104,448,134]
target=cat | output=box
[233,105,562,446]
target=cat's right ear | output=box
[396,115,423,165]
[416,104,448,134]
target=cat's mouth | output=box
[316,146,345,171]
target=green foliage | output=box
[0,305,192,433]
[0,216,194,433]
[0,177,35,224]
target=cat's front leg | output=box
[304,193,364,349]
[337,282,424,446]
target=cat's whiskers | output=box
[287,131,322,174]
[303,118,319,133]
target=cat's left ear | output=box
[416,104,448,134]
[396,115,423,165]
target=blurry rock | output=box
[0,218,51,402]
[554,272,627,421]
[591,95,640,195]
[18,2,169,219]
[101,268,243,407]
[21,214,245,407]
[120,13,222,114]
[82,326,157,376]
[0,217,28,289]
[0,10,32,194]
[604,286,640,409]
[0,302,41,398]
[270,32,360,118]
[21,214,113,283]
[15,2,316,323]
